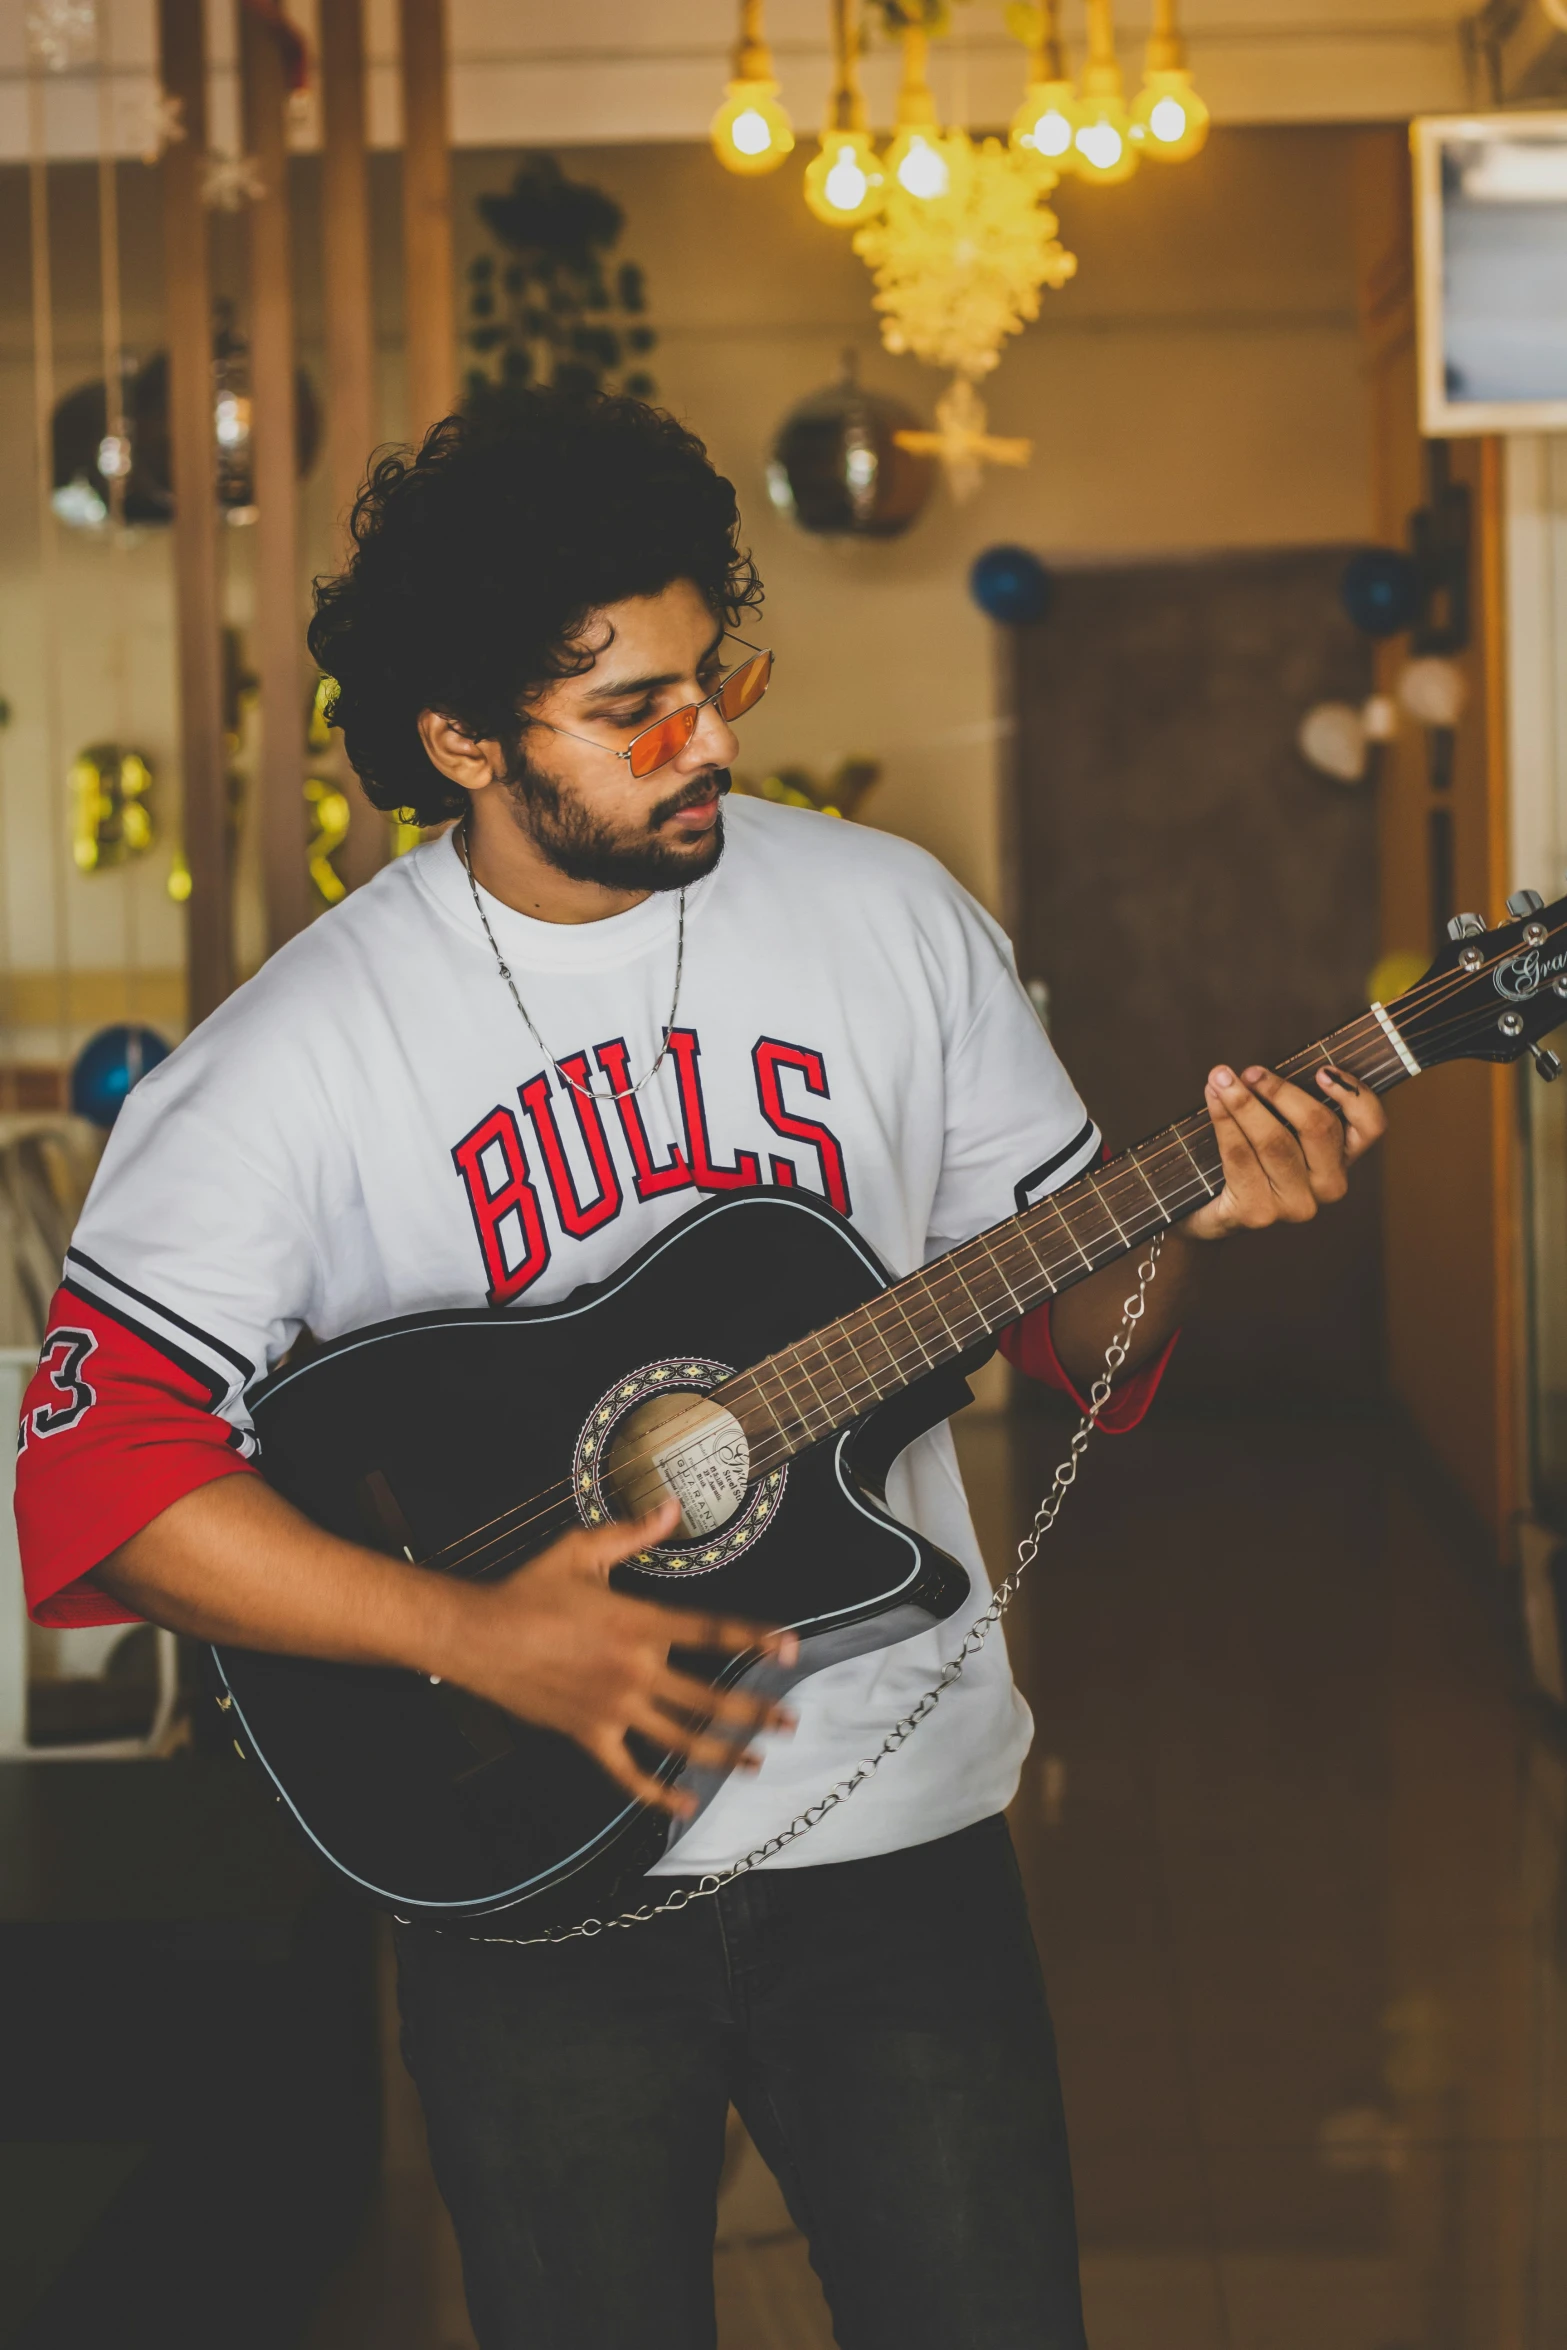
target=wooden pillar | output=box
[1351,127,1520,1551]
[399,0,455,441]
[241,1,311,951]
[319,0,388,887]
[158,0,232,1022]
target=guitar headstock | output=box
[1386,889,1567,1076]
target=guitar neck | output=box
[717,1002,1416,1471]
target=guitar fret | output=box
[975,1231,1029,1310]
[733,1002,1423,1468]
[801,1326,861,1417]
[1085,1169,1129,1245]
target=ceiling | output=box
[0,0,1482,164]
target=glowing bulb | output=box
[803,131,885,226]
[1129,69,1209,163]
[1010,82,1078,172]
[710,78,794,176]
[1072,95,1139,184]
[827,147,867,206]
[894,131,949,199]
[1076,118,1121,169]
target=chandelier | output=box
[711,0,1209,496]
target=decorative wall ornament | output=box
[25,0,96,73]
[853,114,1076,380]
[766,360,934,537]
[201,152,266,211]
[70,745,156,872]
[464,155,658,413]
[894,378,1030,503]
[968,542,1053,624]
[137,88,186,165]
[50,310,317,535]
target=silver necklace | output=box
[458,821,685,1105]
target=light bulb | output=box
[1072,95,1139,184]
[1129,68,1209,163]
[710,78,794,176]
[1010,81,1078,172]
[804,131,885,226]
[886,127,950,200]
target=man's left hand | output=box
[1184,1064,1386,1242]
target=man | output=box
[17,393,1383,2349]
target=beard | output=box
[500,753,730,893]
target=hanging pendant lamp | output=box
[804,0,885,226]
[711,0,794,176]
[1009,0,1078,178]
[1130,0,1209,163]
[1072,0,1138,185]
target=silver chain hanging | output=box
[458,821,686,1106]
[437,1233,1164,1949]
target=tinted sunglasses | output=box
[535,637,774,781]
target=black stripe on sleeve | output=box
[65,1247,255,1381]
[60,1279,230,1409]
[1013,1116,1099,1213]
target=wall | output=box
[0,123,1371,1061]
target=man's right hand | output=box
[436,1498,797,1816]
[94,1474,796,1820]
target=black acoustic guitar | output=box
[213,894,1567,1924]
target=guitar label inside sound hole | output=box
[576,1357,786,1576]
[649,1408,749,1533]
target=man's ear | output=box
[417,710,505,798]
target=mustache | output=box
[649,769,732,827]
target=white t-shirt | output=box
[66,796,1099,1870]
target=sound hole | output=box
[601,1391,751,1542]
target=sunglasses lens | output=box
[717,651,772,723]
[628,706,698,779]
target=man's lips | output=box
[668,797,719,829]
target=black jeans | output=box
[394,1815,1086,2350]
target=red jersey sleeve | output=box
[17,1278,259,1628]
[1000,1298,1177,1432]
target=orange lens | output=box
[627,705,698,779]
[717,651,772,723]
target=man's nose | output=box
[680,694,739,772]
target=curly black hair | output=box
[308,391,762,826]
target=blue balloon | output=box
[1339,546,1419,639]
[969,544,1052,627]
[71,1023,170,1129]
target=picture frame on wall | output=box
[1413,110,1567,435]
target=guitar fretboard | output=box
[715,1006,1410,1472]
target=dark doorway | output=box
[1004,547,1380,1405]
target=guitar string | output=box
[399,935,1559,1581]
[411,1028,1411,1580]
[417,1093,1368,1581]
[418,1237,1169,1949]
[412,1026,1404,1577]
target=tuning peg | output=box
[1507,888,1546,918]
[1532,1045,1562,1082]
[1447,912,1486,940]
